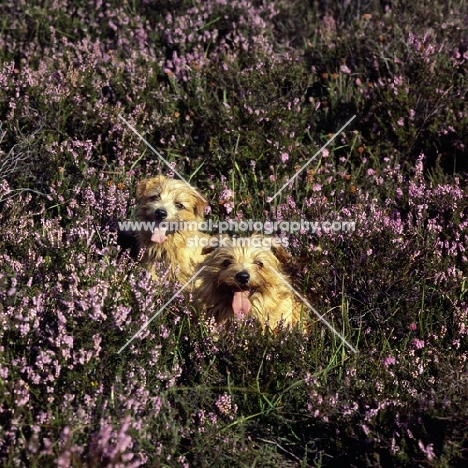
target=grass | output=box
[1,0,468,466]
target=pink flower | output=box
[409,322,417,331]
[412,338,425,349]
[216,393,236,416]
[418,440,436,460]
[224,202,234,214]
[383,356,395,367]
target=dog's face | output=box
[201,236,288,317]
[136,175,206,244]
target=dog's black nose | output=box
[235,271,250,284]
[154,208,167,220]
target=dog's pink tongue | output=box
[151,226,168,244]
[232,291,251,317]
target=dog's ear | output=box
[271,244,291,264]
[193,194,207,219]
[201,244,217,255]
[201,235,227,255]
[138,175,166,200]
[136,179,147,201]
[201,236,221,255]
[260,236,291,264]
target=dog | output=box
[135,175,210,283]
[193,235,304,329]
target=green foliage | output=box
[1,0,468,466]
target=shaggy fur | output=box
[194,235,303,329]
[135,175,210,283]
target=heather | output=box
[1,0,468,466]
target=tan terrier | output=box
[194,235,303,329]
[135,175,210,283]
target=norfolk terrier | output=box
[135,175,210,283]
[194,235,303,329]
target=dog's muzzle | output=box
[154,208,167,220]
[151,209,169,244]
[235,271,250,285]
[232,270,252,316]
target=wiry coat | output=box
[194,236,303,329]
[135,175,210,283]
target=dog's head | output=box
[200,235,290,316]
[136,175,207,244]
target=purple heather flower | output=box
[383,356,396,367]
[412,338,425,349]
[418,440,436,460]
[215,393,237,417]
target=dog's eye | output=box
[254,260,263,268]
[222,259,232,267]
[149,194,161,202]
[175,202,184,210]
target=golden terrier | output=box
[135,175,210,283]
[194,235,303,329]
